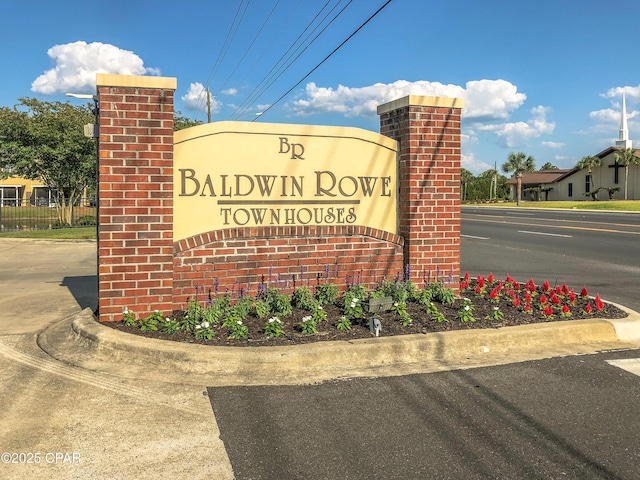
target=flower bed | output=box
[105,273,628,347]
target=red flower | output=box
[542,280,550,292]
[524,291,532,303]
[561,304,571,316]
[562,283,570,295]
[477,276,485,288]
[523,302,532,313]
[464,271,470,281]
[551,294,561,305]
[543,306,554,318]
[488,272,495,284]
[474,285,483,295]
[539,294,548,304]
[460,280,468,291]
[526,279,536,292]
[555,285,563,295]
[489,286,500,301]
[513,297,521,308]
[568,290,577,304]
[580,286,589,297]
[595,294,605,311]
[585,302,593,314]
[514,282,521,291]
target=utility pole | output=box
[206,87,211,123]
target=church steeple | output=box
[616,92,633,149]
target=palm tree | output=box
[540,162,559,170]
[613,148,640,200]
[502,152,535,206]
[576,155,602,173]
[576,156,602,197]
[460,168,474,201]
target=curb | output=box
[39,304,640,386]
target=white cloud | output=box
[31,41,159,95]
[288,79,526,121]
[221,88,238,96]
[601,85,640,102]
[181,82,222,114]
[542,141,565,148]
[477,105,555,148]
[461,152,492,175]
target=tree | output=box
[174,112,203,131]
[613,148,640,200]
[502,152,535,206]
[540,162,559,170]
[0,98,95,225]
[576,155,601,174]
[460,168,474,201]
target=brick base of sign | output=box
[96,76,462,322]
[172,225,404,309]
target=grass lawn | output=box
[466,200,640,211]
[0,227,96,240]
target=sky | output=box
[1,0,640,174]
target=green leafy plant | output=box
[336,316,352,331]
[228,320,249,339]
[264,317,284,338]
[457,299,475,323]
[263,288,293,317]
[122,308,137,327]
[300,315,318,334]
[315,282,339,305]
[254,299,271,319]
[391,301,412,327]
[140,310,164,331]
[311,305,327,323]
[160,317,180,334]
[194,321,214,340]
[343,292,365,320]
[486,306,503,321]
[292,287,318,311]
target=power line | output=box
[230,0,351,120]
[229,0,341,120]
[253,0,394,121]
[194,0,251,118]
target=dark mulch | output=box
[101,288,628,348]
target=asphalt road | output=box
[209,348,640,480]
[461,207,640,312]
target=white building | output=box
[506,93,640,201]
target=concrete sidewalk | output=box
[0,238,639,479]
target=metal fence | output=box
[0,198,96,231]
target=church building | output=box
[506,93,640,201]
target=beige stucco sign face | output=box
[174,121,398,241]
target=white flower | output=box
[237,320,243,325]
[318,306,323,310]
[493,307,499,311]
[195,324,202,330]
[165,317,171,322]
[302,315,312,322]
[203,321,210,328]
[464,305,470,311]
[154,309,159,313]
[394,302,399,307]
[124,308,129,314]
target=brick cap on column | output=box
[96,73,177,90]
[377,95,464,115]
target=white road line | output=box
[461,234,490,240]
[518,230,573,238]
[607,358,640,377]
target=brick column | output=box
[378,95,463,290]
[96,74,177,322]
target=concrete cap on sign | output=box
[377,95,464,115]
[96,74,177,90]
